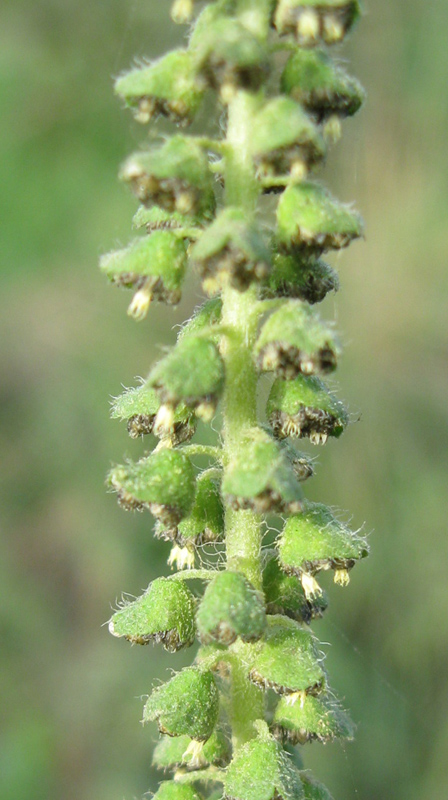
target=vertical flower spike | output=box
[102,0,367,797]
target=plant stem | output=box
[220,90,265,749]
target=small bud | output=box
[153,730,230,772]
[224,722,304,800]
[263,552,328,624]
[119,137,215,219]
[278,502,369,582]
[148,336,225,418]
[197,571,266,646]
[190,208,271,294]
[262,252,339,304]
[115,49,203,125]
[251,98,326,180]
[108,576,196,651]
[274,0,361,46]
[107,449,196,526]
[276,182,364,254]
[255,301,340,379]
[267,375,348,442]
[100,231,187,307]
[273,692,355,745]
[248,616,325,696]
[152,782,203,800]
[191,18,269,95]
[281,49,365,124]
[143,667,219,741]
[222,427,303,515]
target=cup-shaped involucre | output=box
[108,576,196,651]
[222,427,303,514]
[281,49,365,123]
[107,449,196,526]
[263,553,328,624]
[247,616,326,696]
[278,502,369,589]
[276,183,363,253]
[120,136,215,218]
[115,49,204,125]
[190,208,271,295]
[262,252,339,304]
[143,667,220,741]
[255,301,340,379]
[148,336,225,422]
[197,571,266,645]
[224,722,304,800]
[272,692,355,745]
[267,374,348,444]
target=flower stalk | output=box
[102,0,368,798]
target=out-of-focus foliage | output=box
[1,1,447,800]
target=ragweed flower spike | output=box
[102,0,367,797]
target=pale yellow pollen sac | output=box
[220,82,237,105]
[323,115,342,144]
[301,572,323,600]
[175,191,195,215]
[323,15,344,44]
[135,98,155,124]
[127,282,153,321]
[153,404,176,436]
[168,545,195,570]
[171,0,194,24]
[290,159,307,182]
[310,431,328,446]
[285,690,307,708]
[121,158,143,182]
[334,568,350,587]
[300,359,314,375]
[182,739,207,768]
[297,9,320,44]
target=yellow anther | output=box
[182,739,206,768]
[285,690,307,708]
[301,572,323,600]
[334,568,350,586]
[291,159,307,182]
[153,404,176,436]
[323,15,344,44]
[127,283,153,321]
[171,0,193,24]
[297,10,320,44]
[323,115,342,144]
[168,545,195,571]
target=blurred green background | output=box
[1,1,448,799]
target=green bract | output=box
[197,571,266,645]
[153,729,231,771]
[263,553,328,624]
[224,725,304,800]
[148,336,225,420]
[120,136,215,218]
[190,208,271,294]
[192,18,269,95]
[281,49,365,122]
[111,383,195,443]
[274,0,361,46]
[247,616,325,695]
[143,667,219,741]
[267,375,348,443]
[276,182,363,252]
[262,252,339,304]
[107,449,196,525]
[255,301,339,378]
[251,97,326,179]
[115,49,204,125]
[279,502,369,584]
[108,577,196,651]
[273,692,355,744]
[132,204,202,232]
[222,427,303,514]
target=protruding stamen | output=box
[291,159,307,182]
[135,98,156,124]
[127,282,153,321]
[182,739,206,768]
[323,15,344,43]
[285,690,307,708]
[310,431,328,445]
[171,0,193,24]
[334,568,350,586]
[168,545,195,570]
[323,115,342,144]
[153,404,175,436]
[301,572,323,600]
[195,401,215,422]
[297,10,320,43]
